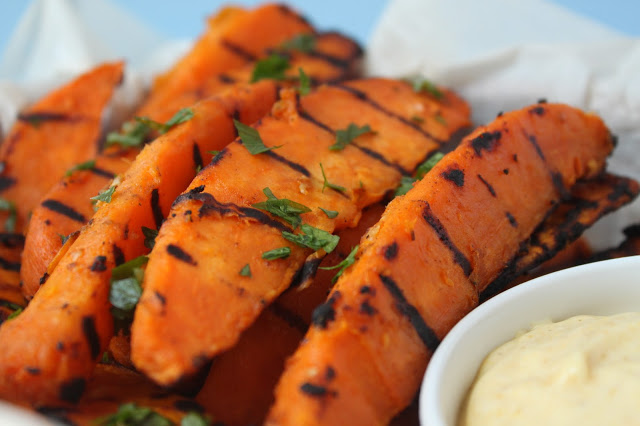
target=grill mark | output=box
[383,242,398,260]
[41,199,86,223]
[470,131,501,157]
[209,148,227,166]
[59,378,86,404]
[311,291,341,329]
[112,244,125,266]
[506,212,518,228]
[288,257,322,288]
[333,84,444,143]
[218,74,236,84]
[0,176,16,191]
[551,172,570,199]
[353,144,410,175]
[526,133,545,161]
[17,111,72,124]
[166,244,197,265]
[270,301,309,334]
[277,4,312,26]
[441,167,465,187]
[297,108,334,134]
[300,382,329,397]
[0,256,20,272]
[193,143,203,172]
[379,274,440,351]
[359,300,377,316]
[477,174,496,197]
[422,202,472,277]
[529,106,545,116]
[90,256,107,272]
[263,150,311,177]
[306,49,351,69]
[39,272,49,285]
[150,188,163,229]
[89,166,115,179]
[220,39,257,61]
[0,232,24,248]
[82,316,101,360]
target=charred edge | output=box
[0,256,20,272]
[192,143,203,172]
[36,407,76,426]
[0,176,15,192]
[332,83,444,143]
[526,133,545,161]
[470,131,501,157]
[112,244,125,266]
[506,212,518,228]
[497,111,504,117]
[17,112,71,124]
[359,299,377,316]
[359,285,374,295]
[173,399,205,413]
[379,274,440,352]
[529,106,545,116]
[441,167,465,187]
[89,166,115,179]
[263,150,311,177]
[277,3,313,26]
[624,223,640,239]
[353,143,410,176]
[270,301,309,334]
[300,382,329,397]
[209,148,227,167]
[312,290,341,329]
[41,199,86,223]
[82,316,101,360]
[441,125,473,154]
[422,202,472,277]
[220,39,257,62]
[90,255,107,272]
[477,174,496,197]
[166,244,197,266]
[218,74,236,84]
[607,178,637,202]
[150,188,163,230]
[538,98,548,104]
[551,172,570,199]
[154,291,166,306]
[59,378,86,404]
[170,356,213,398]
[288,257,322,288]
[383,241,398,260]
[0,232,25,248]
[39,272,49,285]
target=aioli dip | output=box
[459,312,640,426]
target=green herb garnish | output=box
[281,33,316,53]
[234,119,280,155]
[262,247,291,260]
[97,402,172,426]
[252,187,311,229]
[319,245,358,283]
[330,123,373,151]
[251,53,290,83]
[136,108,194,134]
[297,67,311,96]
[282,224,339,253]
[109,256,148,331]
[207,150,220,156]
[318,207,338,219]
[141,226,158,250]
[239,264,251,277]
[319,163,346,193]
[434,113,447,125]
[411,115,424,123]
[394,152,444,197]
[6,307,22,321]
[0,198,17,232]
[65,159,95,177]
[91,185,116,204]
[106,108,194,148]
[406,76,443,99]
[181,412,211,426]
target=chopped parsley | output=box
[234,119,280,155]
[180,412,211,426]
[58,233,71,245]
[106,108,194,148]
[411,115,424,123]
[319,245,358,283]
[207,150,220,156]
[262,247,291,260]
[141,226,158,250]
[406,76,443,99]
[97,403,172,426]
[330,123,373,151]
[282,224,339,254]
[319,207,338,219]
[0,198,17,232]
[319,163,346,193]
[394,152,444,197]
[281,33,316,53]
[91,185,116,204]
[434,113,447,125]
[297,67,311,96]
[252,187,311,229]
[250,53,290,82]
[109,256,148,331]
[239,264,251,277]
[6,307,22,321]
[136,108,194,134]
[65,159,95,177]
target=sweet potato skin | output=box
[267,104,615,425]
[0,82,279,407]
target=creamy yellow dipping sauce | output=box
[459,312,640,426]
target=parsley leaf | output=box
[406,76,443,99]
[181,412,211,426]
[394,176,417,197]
[262,247,291,260]
[234,119,280,155]
[0,198,17,232]
[106,108,194,148]
[330,123,373,151]
[65,159,95,177]
[251,53,290,83]
[136,108,194,134]
[319,245,359,283]
[411,115,424,123]
[297,67,311,96]
[434,113,447,125]
[239,264,251,277]
[109,256,148,331]
[252,187,311,229]
[319,163,346,193]
[97,403,172,426]
[319,207,338,219]
[141,226,158,250]
[394,152,444,197]
[91,185,116,204]
[282,224,339,254]
[6,307,22,321]
[282,33,316,53]
[207,150,220,156]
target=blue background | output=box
[1,0,638,60]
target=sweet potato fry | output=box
[0,81,279,406]
[131,78,472,386]
[267,103,620,425]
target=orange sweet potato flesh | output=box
[267,103,616,425]
[0,62,123,232]
[0,81,279,407]
[131,78,471,386]
[20,30,362,299]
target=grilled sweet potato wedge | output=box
[131,78,472,386]
[0,81,279,406]
[267,103,621,425]
[20,31,362,299]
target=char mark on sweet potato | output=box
[40,199,87,224]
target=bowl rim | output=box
[419,255,640,426]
